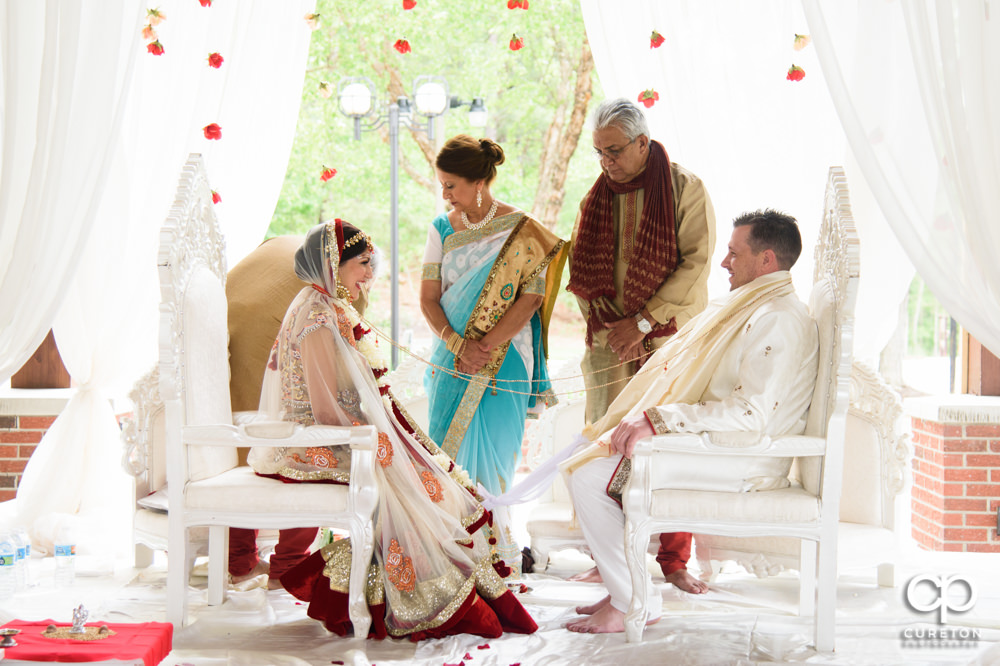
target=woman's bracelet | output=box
[439,322,452,340]
[446,331,466,357]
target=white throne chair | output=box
[123,154,379,631]
[622,167,861,652]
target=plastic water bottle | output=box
[10,529,25,592]
[53,525,76,587]
[15,526,31,588]
[0,531,15,599]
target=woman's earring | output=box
[476,190,483,209]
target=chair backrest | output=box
[157,154,237,482]
[798,167,860,497]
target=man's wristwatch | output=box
[634,313,653,335]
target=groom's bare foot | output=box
[575,594,611,615]
[567,566,603,583]
[566,603,660,634]
[664,569,708,594]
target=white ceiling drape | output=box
[1,0,315,553]
[578,0,915,363]
[805,0,1000,358]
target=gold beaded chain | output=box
[360,316,649,399]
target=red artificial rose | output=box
[402,0,416,8]
[211,190,221,204]
[650,30,665,48]
[146,40,165,56]
[320,166,337,182]
[509,33,524,51]
[203,123,222,140]
[207,52,223,68]
[199,0,212,6]
[393,38,411,54]
[507,0,529,7]
[786,64,805,81]
[637,88,659,108]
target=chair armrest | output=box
[183,423,374,448]
[638,432,826,457]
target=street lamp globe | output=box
[413,80,449,117]
[338,81,374,117]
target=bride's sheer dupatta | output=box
[250,220,535,639]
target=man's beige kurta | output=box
[570,162,715,425]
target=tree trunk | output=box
[530,36,594,230]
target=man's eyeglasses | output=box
[592,137,636,161]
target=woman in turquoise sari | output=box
[421,135,566,508]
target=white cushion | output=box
[525,502,583,540]
[183,267,237,481]
[651,486,820,524]
[648,450,792,493]
[185,466,349,514]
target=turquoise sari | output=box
[422,212,564,496]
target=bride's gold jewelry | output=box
[343,229,373,253]
[335,284,352,302]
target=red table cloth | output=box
[0,620,172,666]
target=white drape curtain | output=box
[578,0,914,362]
[805,0,1000,357]
[0,0,141,384]
[2,0,315,554]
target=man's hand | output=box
[609,413,655,459]
[605,317,645,362]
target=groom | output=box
[566,209,819,633]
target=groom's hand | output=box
[609,413,654,459]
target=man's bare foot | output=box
[575,594,611,615]
[664,569,708,594]
[567,566,603,583]
[566,603,660,634]
[230,560,269,584]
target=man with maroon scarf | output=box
[567,98,715,594]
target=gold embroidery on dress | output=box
[607,457,631,505]
[646,409,670,434]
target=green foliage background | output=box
[267,0,601,341]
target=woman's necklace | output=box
[461,199,499,231]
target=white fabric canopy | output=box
[578,0,914,363]
[1,0,315,553]
[805,0,1000,358]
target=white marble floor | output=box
[2,541,998,666]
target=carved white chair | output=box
[693,361,909,585]
[623,167,860,652]
[137,154,379,631]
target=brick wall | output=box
[910,416,1000,553]
[0,414,56,502]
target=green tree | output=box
[268,0,600,338]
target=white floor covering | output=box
[2,542,998,666]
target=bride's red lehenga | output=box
[248,220,537,641]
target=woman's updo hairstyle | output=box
[435,134,505,185]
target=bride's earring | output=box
[476,190,483,209]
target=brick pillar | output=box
[0,415,57,501]
[908,397,1000,553]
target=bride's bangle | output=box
[439,323,452,340]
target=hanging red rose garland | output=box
[637,89,659,108]
[207,52,224,68]
[649,30,665,48]
[203,123,223,140]
[786,64,805,81]
[320,166,337,182]
[507,0,529,8]
[394,38,412,54]
[402,0,417,9]
[509,33,524,51]
[211,190,222,204]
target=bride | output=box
[247,219,536,640]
